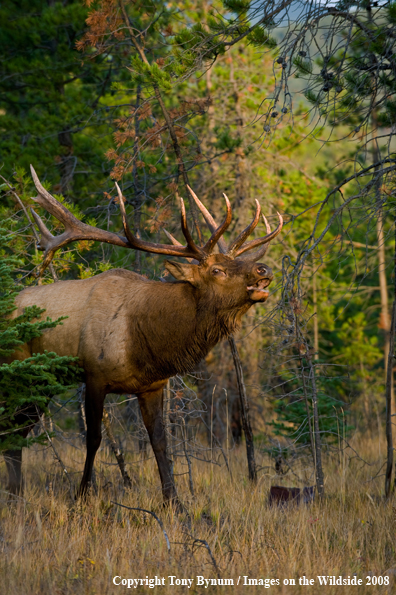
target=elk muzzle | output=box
[247,264,273,302]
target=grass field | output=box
[0,431,395,594]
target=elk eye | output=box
[212,268,226,277]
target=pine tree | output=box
[0,0,116,196]
[0,229,80,452]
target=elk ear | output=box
[164,260,197,285]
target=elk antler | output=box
[186,185,228,254]
[227,199,261,256]
[164,188,232,261]
[187,183,283,262]
[236,215,273,261]
[29,166,232,275]
[115,183,204,260]
[30,166,131,274]
[232,212,283,259]
[163,229,197,264]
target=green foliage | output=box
[214,127,243,151]
[302,6,396,135]
[149,63,172,90]
[0,229,80,452]
[0,0,393,461]
[130,57,173,89]
[388,2,396,24]
[0,0,117,197]
[293,55,312,76]
[378,99,396,126]
[247,27,277,49]
[174,24,207,50]
[208,14,228,32]
[173,23,226,67]
[304,89,320,105]
[270,369,353,447]
[223,0,251,14]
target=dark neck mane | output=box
[133,281,250,383]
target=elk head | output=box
[28,166,283,308]
[162,186,282,308]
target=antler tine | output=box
[30,207,54,250]
[115,182,141,247]
[163,228,181,246]
[237,214,272,261]
[187,185,228,254]
[262,214,272,235]
[234,212,283,259]
[116,183,205,258]
[178,193,204,258]
[30,165,130,274]
[202,192,232,254]
[117,182,203,259]
[163,228,197,263]
[30,166,207,276]
[227,199,261,256]
[29,207,58,273]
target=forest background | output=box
[1,0,396,500]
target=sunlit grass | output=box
[0,432,395,594]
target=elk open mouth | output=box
[247,279,270,293]
[247,279,271,302]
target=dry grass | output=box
[0,433,395,594]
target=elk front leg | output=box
[4,449,23,495]
[77,381,105,498]
[137,388,178,505]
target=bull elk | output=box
[3,165,282,504]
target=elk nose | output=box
[256,264,273,278]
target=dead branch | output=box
[191,536,221,578]
[111,501,171,554]
[37,410,73,499]
[102,409,133,489]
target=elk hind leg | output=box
[2,408,41,496]
[137,388,178,505]
[4,449,23,495]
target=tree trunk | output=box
[371,109,395,495]
[295,315,324,497]
[377,210,395,419]
[306,348,325,498]
[58,128,75,196]
[57,82,74,196]
[132,85,142,273]
[385,218,396,497]
[299,356,315,469]
[313,271,319,361]
[228,335,257,482]
[385,299,396,497]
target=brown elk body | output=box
[268,485,315,507]
[3,166,283,504]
